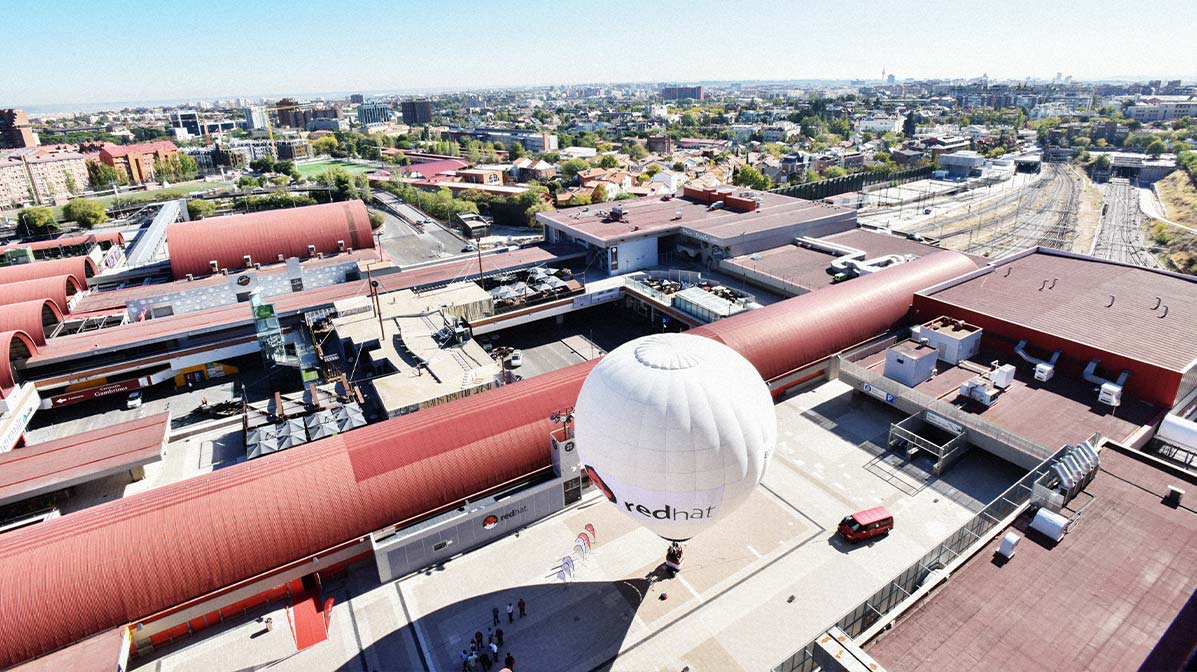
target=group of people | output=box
[459,598,527,671]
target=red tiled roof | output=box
[0,256,97,285]
[0,299,63,345]
[98,141,177,158]
[0,275,84,315]
[166,201,375,280]
[0,412,169,507]
[0,251,977,669]
[0,330,38,397]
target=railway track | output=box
[1093,180,1163,269]
[958,163,1080,257]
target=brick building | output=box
[0,148,89,207]
[0,109,38,149]
[99,141,179,184]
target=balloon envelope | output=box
[574,333,776,541]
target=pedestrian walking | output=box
[504,652,515,670]
[506,602,514,623]
[517,598,526,618]
[467,651,479,671]
[489,640,498,658]
[492,606,500,626]
[495,626,504,647]
[460,649,470,672]
[480,651,492,672]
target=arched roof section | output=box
[692,250,979,381]
[0,275,84,315]
[0,330,38,396]
[0,256,98,285]
[0,251,977,668]
[0,299,63,345]
[167,200,375,279]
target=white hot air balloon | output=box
[573,332,776,541]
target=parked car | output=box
[509,350,523,368]
[462,243,477,252]
[837,506,893,543]
[126,390,143,409]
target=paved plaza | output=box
[132,380,1022,672]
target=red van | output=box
[838,506,894,543]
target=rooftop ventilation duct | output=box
[1014,339,1061,382]
[1083,360,1130,407]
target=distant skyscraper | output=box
[887,73,896,85]
[350,94,365,104]
[358,102,393,126]
[661,86,704,101]
[401,100,434,125]
[244,106,268,130]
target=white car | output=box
[126,390,143,409]
[509,350,523,368]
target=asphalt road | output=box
[372,207,468,266]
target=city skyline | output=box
[5,0,1197,110]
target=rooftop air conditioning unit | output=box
[1034,362,1055,382]
[209,260,219,273]
[242,255,252,267]
[185,273,194,281]
[1098,382,1122,407]
[277,254,286,262]
[337,239,345,251]
[307,244,316,256]
[991,363,1016,388]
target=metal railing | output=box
[837,357,1053,465]
[772,446,1064,672]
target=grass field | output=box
[0,180,236,219]
[1152,171,1197,274]
[293,160,377,178]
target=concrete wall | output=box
[372,478,567,583]
[610,236,658,273]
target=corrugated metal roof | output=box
[0,275,83,315]
[0,299,63,345]
[166,201,375,279]
[7,628,126,672]
[0,257,97,285]
[0,250,976,668]
[920,251,1197,372]
[692,251,979,381]
[0,330,38,397]
[0,412,168,507]
[0,231,124,254]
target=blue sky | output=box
[5,0,1197,108]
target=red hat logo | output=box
[482,515,499,529]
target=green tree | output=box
[1094,154,1112,170]
[187,198,216,219]
[311,136,339,156]
[176,153,199,180]
[237,176,259,189]
[274,160,298,179]
[64,173,78,194]
[902,112,917,137]
[828,118,851,138]
[86,160,125,188]
[672,161,686,172]
[250,157,276,173]
[822,166,848,179]
[1146,139,1167,158]
[595,154,619,169]
[509,141,526,159]
[732,165,771,190]
[62,197,108,228]
[18,206,58,235]
[625,142,648,160]
[592,183,609,202]
[560,158,590,180]
[368,211,385,230]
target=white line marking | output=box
[676,574,701,601]
[746,545,763,559]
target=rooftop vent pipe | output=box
[1082,360,1130,388]
[1014,340,1060,367]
